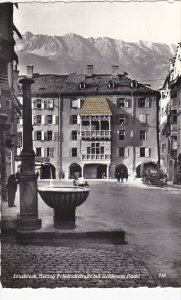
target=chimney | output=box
[27,65,34,78]
[112,65,119,76]
[86,64,93,76]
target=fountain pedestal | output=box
[38,186,89,229]
[54,207,76,229]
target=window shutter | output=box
[116,147,119,158]
[77,99,81,109]
[44,132,47,141]
[72,99,78,108]
[145,97,150,108]
[53,115,56,125]
[44,99,47,109]
[41,115,45,125]
[124,98,129,108]
[44,148,47,158]
[145,148,150,158]
[54,132,59,141]
[136,147,140,158]
[42,131,44,141]
[41,148,44,157]
[33,131,37,141]
[32,99,34,109]
[77,115,81,124]
[41,99,44,109]
[125,147,129,158]
[49,148,54,158]
[33,115,36,125]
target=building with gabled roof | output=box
[17,65,160,180]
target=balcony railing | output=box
[81,154,111,160]
[81,130,111,139]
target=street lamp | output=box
[17,66,41,231]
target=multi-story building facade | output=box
[159,75,170,174]
[159,42,181,184]
[17,65,160,180]
[168,43,181,183]
[0,3,22,200]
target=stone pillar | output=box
[106,165,110,179]
[17,77,41,231]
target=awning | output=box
[80,97,112,116]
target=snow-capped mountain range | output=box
[15,32,177,88]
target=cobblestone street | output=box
[1,180,181,288]
[1,235,166,288]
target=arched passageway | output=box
[69,163,82,179]
[41,163,56,179]
[115,164,128,179]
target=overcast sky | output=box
[14,2,180,44]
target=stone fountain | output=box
[38,186,89,229]
[17,65,89,232]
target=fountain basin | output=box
[38,186,89,229]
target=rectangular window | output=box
[171,110,177,124]
[138,97,146,108]
[47,115,53,125]
[47,131,53,141]
[36,99,42,109]
[119,130,125,140]
[36,148,42,157]
[72,148,77,157]
[139,114,147,123]
[47,147,54,158]
[119,114,127,125]
[70,115,77,125]
[138,97,151,108]
[140,147,145,157]
[140,130,147,141]
[71,99,80,109]
[36,115,41,125]
[119,147,125,157]
[117,98,125,108]
[72,130,78,140]
[46,99,54,109]
[36,131,42,141]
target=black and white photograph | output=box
[0,0,181,296]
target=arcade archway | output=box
[41,163,56,179]
[115,164,128,178]
[69,163,82,179]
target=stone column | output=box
[17,77,41,231]
[106,164,110,179]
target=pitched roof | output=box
[17,73,159,97]
[80,97,112,116]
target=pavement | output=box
[1,178,181,288]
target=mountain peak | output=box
[16,32,177,88]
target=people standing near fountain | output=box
[7,172,19,207]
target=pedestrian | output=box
[125,173,128,182]
[102,172,106,179]
[120,170,124,183]
[117,172,120,183]
[7,173,19,207]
